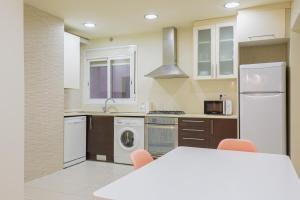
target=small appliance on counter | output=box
[204,95,233,115]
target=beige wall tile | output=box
[24,5,64,181]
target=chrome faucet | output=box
[103,98,115,113]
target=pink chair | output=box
[130,149,154,170]
[217,139,257,152]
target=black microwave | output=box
[204,100,232,115]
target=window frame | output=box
[83,46,137,105]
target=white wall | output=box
[24,4,64,181]
[65,27,238,114]
[0,0,24,199]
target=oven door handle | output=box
[146,124,177,129]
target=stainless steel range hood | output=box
[145,27,189,79]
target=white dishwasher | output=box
[64,116,86,168]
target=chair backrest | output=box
[130,149,154,170]
[217,139,257,152]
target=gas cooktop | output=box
[148,111,186,115]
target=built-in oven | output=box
[145,117,178,158]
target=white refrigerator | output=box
[239,62,286,154]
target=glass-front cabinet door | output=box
[194,25,215,80]
[216,23,236,78]
[193,22,236,80]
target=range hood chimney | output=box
[145,27,189,79]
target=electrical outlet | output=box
[96,155,107,161]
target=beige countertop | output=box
[64,111,146,117]
[64,111,238,119]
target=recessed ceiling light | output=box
[84,23,96,28]
[224,2,240,9]
[144,14,158,20]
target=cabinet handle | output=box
[210,120,214,135]
[183,137,205,141]
[182,129,205,132]
[70,121,81,125]
[248,34,275,40]
[89,116,93,130]
[182,120,205,123]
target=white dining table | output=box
[94,147,300,200]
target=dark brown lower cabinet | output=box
[87,116,114,162]
[212,119,238,148]
[179,118,237,149]
[179,118,213,148]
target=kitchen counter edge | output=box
[64,112,238,119]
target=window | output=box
[89,60,108,99]
[84,46,136,104]
[111,58,132,98]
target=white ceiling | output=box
[25,0,289,39]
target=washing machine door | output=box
[118,128,138,151]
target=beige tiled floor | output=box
[25,161,133,200]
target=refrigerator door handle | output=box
[241,93,283,97]
[240,92,284,95]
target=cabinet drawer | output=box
[179,128,211,136]
[179,118,211,130]
[179,131,211,139]
[179,134,211,148]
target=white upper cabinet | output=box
[194,25,215,79]
[64,32,80,89]
[237,3,290,44]
[194,21,237,80]
[216,23,237,79]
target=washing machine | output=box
[114,117,145,164]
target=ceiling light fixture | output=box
[84,22,96,28]
[144,14,158,20]
[224,2,240,9]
